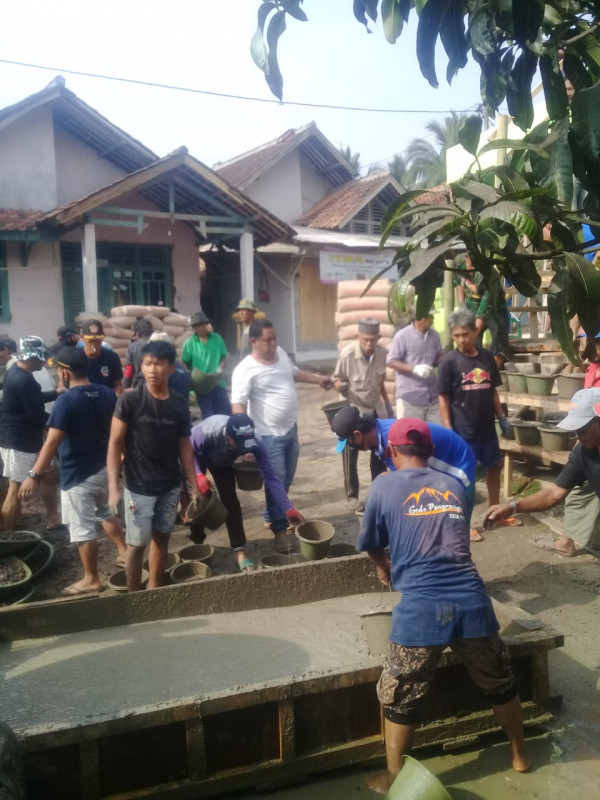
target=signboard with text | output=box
[319,249,395,283]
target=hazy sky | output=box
[0,1,491,173]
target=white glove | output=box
[413,364,433,379]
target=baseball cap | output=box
[18,335,47,362]
[81,319,105,339]
[0,337,16,353]
[331,405,362,453]
[56,347,88,372]
[557,388,600,431]
[57,325,76,341]
[236,299,258,312]
[387,418,433,448]
[191,311,210,326]
[225,413,259,452]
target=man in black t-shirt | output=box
[486,388,600,594]
[438,309,516,536]
[81,319,123,395]
[107,340,202,591]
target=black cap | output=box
[225,413,259,452]
[191,311,210,326]
[56,347,89,372]
[57,325,76,341]
[331,406,362,453]
[0,336,16,353]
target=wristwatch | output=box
[27,469,40,480]
[509,500,518,514]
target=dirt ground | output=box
[8,380,600,797]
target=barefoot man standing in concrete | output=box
[357,418,530,792]
[107,340,202,591]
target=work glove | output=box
[498,416,514,439]
[385,402,394,419]
[286,507,306,526]
[196,473,211,495]
[413,364,433,379]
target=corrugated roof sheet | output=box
[295,170,403,229]
[0,209,44,231]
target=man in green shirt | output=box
[182,311,231,419]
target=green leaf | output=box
[403,238,459,284]
[547,267,582,366]
[564,250,600,337]
[460,180,498,203]
[530,118,574,205]
[571,80,600,162]
[409,214,464,246]
[353,0,377,29]
[364,0,379,22]
[477,138,549,158]
[382,0,404,44]
[539,53,569,122]
[381,189,433,231]
[250,2,273,73]
[512,0,544,49]
[399,0,412,22]
[284,0,308,22]
[475,227,509,254]
[562,53,594,91]
[265,10,287,100]
[502,259,541,296]
[440,0,468,83]
[480,165,530,194]
[469,6,495,57]
[479,200,539,239]
[458,114,483,156]
[506,50,537,130]
[417,0,450,88]
[415,277,438,318]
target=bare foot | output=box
[366,771,394,794]
[512,750,531,773]
[61,580,102,596]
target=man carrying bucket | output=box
[357,418,530,792]
[332,318,392,512]
[189,413,305,572]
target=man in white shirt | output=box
[231,319,333,551]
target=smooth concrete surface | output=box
[1,592,396,736]
[0,556,380,642]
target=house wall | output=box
[298,151,333,214]
[0,107,57,209]
[54,125,127,206]
[0,241,63,343]
[244,151,303,223]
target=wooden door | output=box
[297,261,337,342]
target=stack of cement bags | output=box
[336,280,405,405]
[76,306,192,364]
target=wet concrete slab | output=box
[1,592,392,735]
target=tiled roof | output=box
[295,171,403,229]
[214,122,356,190]
[414,184,451,206]
[0,209,44,231]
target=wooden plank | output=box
[499,440,570,467]
[497,391,571,411]
[503,452,513,498]
[185,717,207,781]
[278,699,296,762]
[530,650,551,707]
[79,740,100,800]
[509,339,562,353]
[297,261,337,342]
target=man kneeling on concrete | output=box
[19,348,126,595]
[189,413,305,571]
[357,418,529,792]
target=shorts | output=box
[0,448,37,484]
[465,435,501,469]
[377,634,516,724]
[61,468,114,543]
[124,485,181,547]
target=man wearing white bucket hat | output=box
[485,387,600,593]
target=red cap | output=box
[387,418,432,448]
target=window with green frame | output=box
[0,242,10,323]
[96,243,172,314]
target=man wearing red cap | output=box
[358,418,529,791]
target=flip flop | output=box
[238,558,257,573]
[533,536,579,557]
[470,529,484,542]
[492,516,523,527]
[61,583,103,597]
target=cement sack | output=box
[111,305,146,318]
[338,323,395,341]
[337,295,389,313]
[335,309,390,327]
[163,324,186,337]
[110,315,137,329]
[379,337,393,350]
[337,280,391,300]
[107,327,134,341]
[105,336,126,350]
[176,331,192,345]
[163,313,190,327]
[113,345,128,359]
[143,313,164,332]
[145,305,170,319]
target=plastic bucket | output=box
[360,610,392,657]
[0,556,32,597]
[507,372,528,393]
[108,568,148,593]
[542,411,566,426]
[511,420,541,446]
[178,544,214,564]
[526,373,556,396]
[295,520,335,560]
[557,372,585,400]
[233,461,264,491]
[498,370,509,389]
[321,400,349,428]
[143,552,180,572]
[189,368,222,394]
[187,490,228,531]
[22,540,55,580]
[259,554,302,568]
[539,426,575,451]
[0,531,42,558]
[170,562,212,584]
[385,755,451,800]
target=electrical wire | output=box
[0,57,480,115]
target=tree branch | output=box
[562,21,600,46]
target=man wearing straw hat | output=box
[358,418,530,792]
[236,298,259,357]
[332,318,392,511]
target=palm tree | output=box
[405,111,470,188]
[387,153,414,189]
[338,144,360,171]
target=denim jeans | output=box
[261,424,300,533]
[196,385,231,419]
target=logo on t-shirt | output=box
[101,365,110,378]
[402,487,463,516]
[461,367,490,391]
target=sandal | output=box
[492,516,523,527]
[238,558,257,573]
[470,529,483,542]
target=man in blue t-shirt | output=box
[356,418,529,792]
[19,348,126,596]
